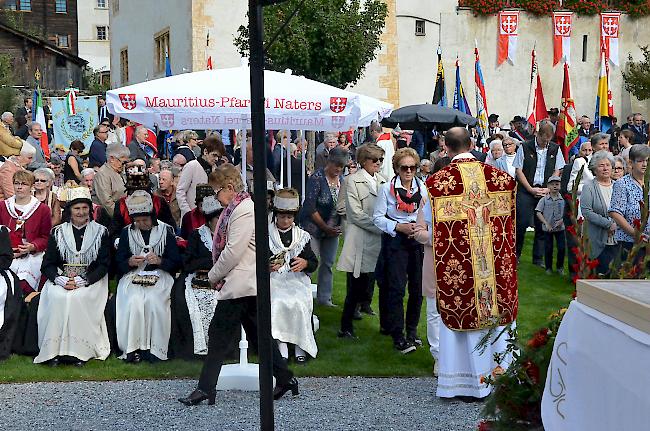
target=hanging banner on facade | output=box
[553,12,572,66]
[50,96,98,150]
[498,11,519,65]
[601,12,621,66]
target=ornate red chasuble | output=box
[426,158,518,331]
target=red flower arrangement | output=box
[526,328,550,348]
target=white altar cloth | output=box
[542,300,650,430]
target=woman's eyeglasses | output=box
[613,167,625,171]
[34,179,48,183]
[370,157,384,164]
[13,182,29,186]
[399,165,417,172]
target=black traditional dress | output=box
[0,226,20,360]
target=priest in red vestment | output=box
[425,127,518,400]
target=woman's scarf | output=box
[390,177,422,214]
[5,195,40,231]
[211,191,250,290]
[269,222,310,274]
[54,221,106,266]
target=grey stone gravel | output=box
[0,377,484,431]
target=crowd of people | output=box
[0,97,649,403]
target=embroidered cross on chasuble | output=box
[426,158,518,331]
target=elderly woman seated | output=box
[33,167,62,226]
[115,190,181,363]
[34,186,111,366]
[170,195,223,359]
[269,188,319,364]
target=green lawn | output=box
[0,237,574,383]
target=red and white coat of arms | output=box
[329,97,347,114]
[119,94,137,110]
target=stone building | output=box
[77,0,110,82]
[0,0,86,89]
[108,1,650,123]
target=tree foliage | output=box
[623,46,650,101]
[234,0,388,89]
[0,54,17,115]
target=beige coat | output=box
[336,169,386,277]
[93,163,125,217]
[208,198,257,300]
[413,203,437,298]
[176,159,209,219]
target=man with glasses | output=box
[89,125,110,169]
[25,122,47,171]
[94,143,129,217]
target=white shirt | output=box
[373,175,424,236]
[361,168,378,194]
[512,139,566,186]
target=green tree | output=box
[234,0,388,89]
[0,54,17,115]
[623,46,650,101]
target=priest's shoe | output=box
[337,330,358,339]
[273,377,299,400]
[178,389,216,406]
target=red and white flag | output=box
[553,12,572,66]
[526,49,548,128]
[207,56,213,70]
[498,11,519,65]
[601,12,621,66]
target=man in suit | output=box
[487,114,501,137]
[98,96,113,124]
[469,137,487,162]
[630,113,648,145]
[512,121,566,266]
[128,125,153,165]
[15,97,32,125]
[89,124,109,169]
[578,115,595,139]
[509,115,532,142]
[25,123,47,171]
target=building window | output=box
[55,0,66,13]
[56,34,69,48]
[97,26,107,40]
[154,30,170,74]
[4,1,17,10]
[97,0,108,8]
[120,48,128,84]
[415,20,425,36]
[18,0,30,11]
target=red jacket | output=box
[0,201,52,251]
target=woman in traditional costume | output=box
[115,190,181,363]
[170,195,223,359]
[0,170,52,295]
[0,226,19,360]
[269,188,318,364]
[179,164,297,406]
[179,183,216,240]
[1,170,52,355]
[34,186,111,366]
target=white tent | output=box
[107,66,392,132]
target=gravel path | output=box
[0,377,484,430]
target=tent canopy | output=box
[107,66,392,132]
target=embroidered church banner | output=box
[50,96,99,150]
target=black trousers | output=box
[376,233,423,342]
[340,272,372,333]
[544,230,566,271]
[198,296,293,393]
[516,189,545,263]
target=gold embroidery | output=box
[489,170,511,191]
[433,175,458,195]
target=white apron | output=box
[269,223,318,358]
[6,196,45,290]
[116,223,174,360]
[34,277,110,363]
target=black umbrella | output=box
[381,103,477,129]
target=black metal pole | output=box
[248,1,275,430]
